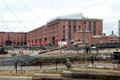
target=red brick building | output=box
[74,31,93,44]
[0,32,27,46]
[27,14,103,46]
[0,14,118,47]
[91,31,119,45]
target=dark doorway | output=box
[62,39,65,41]
[24,42,27,45]
[52,37,55,45]
[5,40,12,46]
[45,38,47,41]
[39,39,41,45]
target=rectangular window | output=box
[79,21,80,25]
[73,21,76,25]
[73,21,76,33]
[98,22,101,34]
[79,21,81,30]
[93,21,96,35]
[63,35,65,41]
[79,25,81,30]
[8,34,10,40]
[63,25,66,40]
[68,21,71,40]
[63,25,65,32]
[89,21,91,31]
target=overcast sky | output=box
[0,0,120,35]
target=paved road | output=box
[0,63,119,72]
[0,56,35,66]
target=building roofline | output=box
[0,31,27,33]
[47,13,102,24]
[28,13,103,33]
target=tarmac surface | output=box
[0,56,35,66]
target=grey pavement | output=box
[0,63,119,72]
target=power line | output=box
[1,0,29,31]
[17,0,45,24]
[0,13,10,32]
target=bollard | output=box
[39,61,42,69]
[15,61,18,74]
[56,58,58,71]
[91,56,94,67]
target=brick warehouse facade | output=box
[0,32,27,46]
[0,14,118,47]
[27,14,103,46]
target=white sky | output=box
[0,0,120,35]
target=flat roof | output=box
[47,13,102,24]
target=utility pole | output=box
[81,14,87,67]
[81,14,85,44]
[81,14,86,54]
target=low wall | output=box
[0,76,32,80]
[32,73,62,80]
[62,69,120,80]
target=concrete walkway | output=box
[0,63,119,72]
